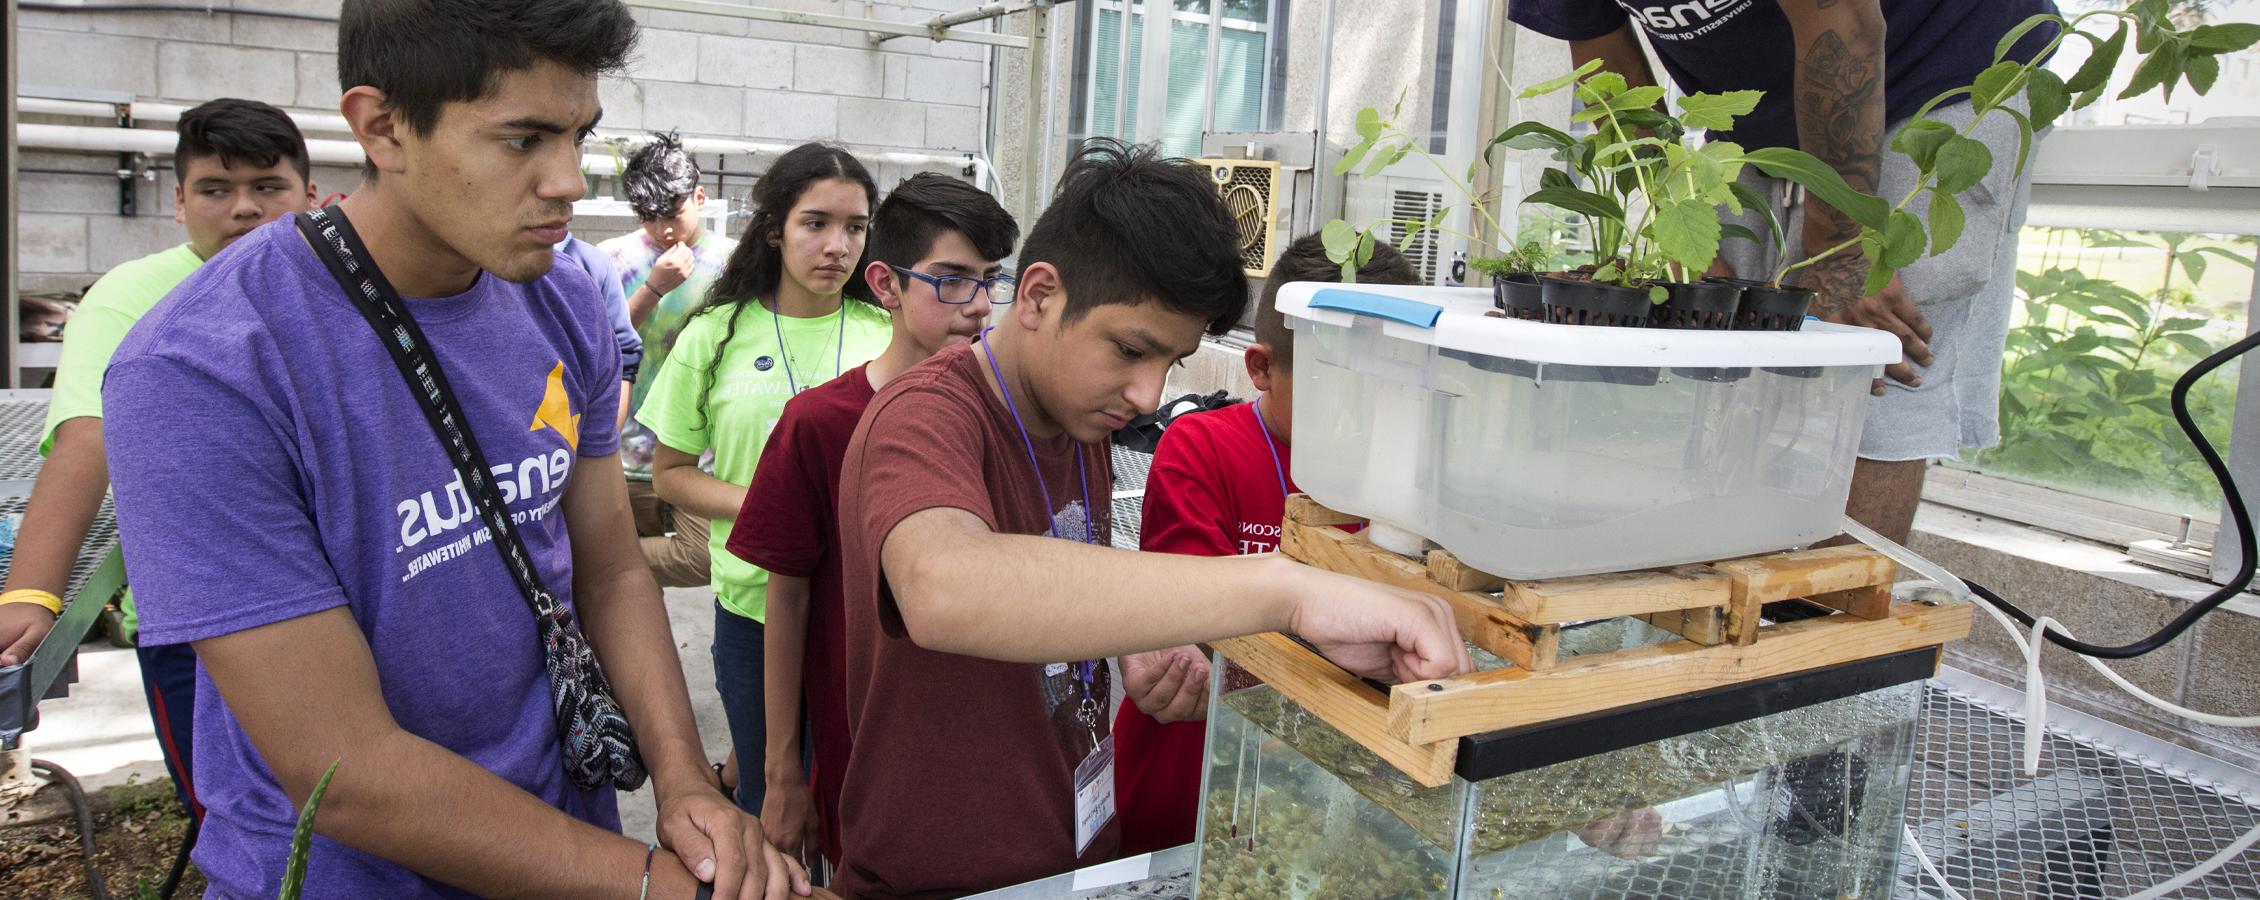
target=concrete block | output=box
[696,35,795,90]
[795,44,887,98]
[20,215,91,274]
[17,171,127,216]
[835,97,926,149]
[600,77,647,133]
[87,215,194,274]
[20,273,101,297]
[1907,531,2190,706]
[229,1,341,52]
[883,56,910,100]
[641,82,745,139]
[2184,610,2260,723]
[18,29,161,99]
[634,8,751,38]
[743,91,839,143]
[19,7,230,43]
[924,105,983,152]
[296,52,342,111]
[900,56,985,107]
[627,29,702,84]
[309,165,364,200]
[158,43,298,107]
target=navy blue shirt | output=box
[1508,0,2060,149]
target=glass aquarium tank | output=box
[1194,622,1929,899]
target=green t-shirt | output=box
[41,242,206,635]
[637,298,893,621]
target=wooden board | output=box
[1711,544,1897,644]
[1385,601,1972,745]
[1809,582,1895,619]
[1427,548,1504,592]
[1281,517,1560,671]
[1284,494,1368,527]
[1213,632,1458,788]
[1638,606,1728,645]
[1502,564,1729,625]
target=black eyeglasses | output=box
[889,265,1016,305]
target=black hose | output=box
[1965,327,2260,659]
[30,758,112,900]
[158,815,199,900]
[18,2,337,23]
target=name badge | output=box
[1073,735,1117,857]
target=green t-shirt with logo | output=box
[41,243,206,636]
[636,298,892,621]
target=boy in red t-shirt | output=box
[1115,233,1419,853]
[727,172,1021,866]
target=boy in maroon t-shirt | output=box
[728,173,1020,868]
[827,140,1473,898]
[1114,233,1419,854]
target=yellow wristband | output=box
[0,589,63,615]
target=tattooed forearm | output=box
[1795,27,1884,248]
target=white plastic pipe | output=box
[15,122,369,166]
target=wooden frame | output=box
[1211,496,1974,787]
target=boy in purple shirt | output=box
[101,2,802,897]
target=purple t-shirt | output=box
[1507,0,2059,150]
[103,215,624,898]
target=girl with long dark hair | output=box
[635,142,892,813]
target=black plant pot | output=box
[1710,277,1823,378]
[1540,276,1658,385]
[1541,275,1652,328]
[1710,276,1815,332]
[1492,272,1545,321]
[1654,281,1747,382]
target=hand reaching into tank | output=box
[1280,561,1473,683]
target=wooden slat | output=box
[1213,632,1457,787]
[1712,545,1896,644]
[1385,601,1971,745]
[1638,606,1728,645]
[1282,517,1559,671]
[1501,564,1728,625]
[1427,548,1504,592]
[1808,582,1894,619]
[1284,493,1367,527]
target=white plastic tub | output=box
[1278,282,1900,580]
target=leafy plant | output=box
[278,760,340,900]
[1812,0,2260,297]
[1980,230,2255,507]
[1468,239,1553,281]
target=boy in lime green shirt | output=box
[0,100,315,823]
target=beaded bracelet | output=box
[640,842,657,900]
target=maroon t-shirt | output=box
[727,362,878,866]
[834,343,1119,898]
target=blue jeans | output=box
[135,641,202,821]
[711,604,768,813]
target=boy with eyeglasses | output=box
[727,172,1019,869]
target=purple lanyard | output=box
[1250,399,1289,501]
[978,333,1101,700]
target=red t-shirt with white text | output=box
[1118,402,1296,853]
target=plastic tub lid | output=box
[1276,282,1899,368]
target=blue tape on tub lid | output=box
[1309,288,1444,328]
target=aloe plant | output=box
[277,759,339,900]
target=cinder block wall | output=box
[16,0,993,296]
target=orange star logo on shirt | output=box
[529,361,581,452]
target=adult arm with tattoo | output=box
[1780,0,1931,392]
[1568,23,1658,89]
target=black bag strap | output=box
[295,206,646,790]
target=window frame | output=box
[1073,0,1285,154]
[1924,120,2260,584]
